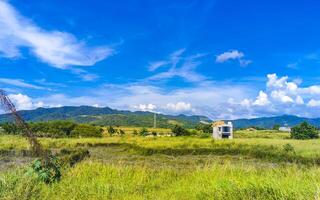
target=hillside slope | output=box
[1,106,319,128]
[0,106,209,128]
[232,115,320,129]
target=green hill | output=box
[1,106,319,129]
[0,106,210,128]
[231,115,320,129]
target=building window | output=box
[222,126,230,132]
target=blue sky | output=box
[1,0,320,119]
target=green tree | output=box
[70,124,103,138]
[273,124,280,130]
[195,123,212,133]
[171,125,190,136]
[291,122,319,139]
[1,122,20,135]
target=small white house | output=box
[279,127,291,132]
[212,121,233,139]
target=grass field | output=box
[1,129,320,199]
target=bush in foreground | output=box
[291,122,319,139]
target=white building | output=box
[212,121,233,139]
[279,127,291,132]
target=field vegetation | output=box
[0,122,320,199]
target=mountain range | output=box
[0,106,210,128]
[231,115,320,129]
[0,106,319,129]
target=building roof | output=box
[212,121,226,127]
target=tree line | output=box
[0,121,103,138]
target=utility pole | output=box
[153,112,157,128]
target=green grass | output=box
[1,129,320,199]
[1,162,320,200]
[235,129,290,139]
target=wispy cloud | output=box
[216,50,252,67]
[147,48,185,71]
[148,61,169,71]
[70,68,99,81]
[34,79,66,88]
[0,78,46,90]
[286,62,299,69]
[0,1,114,68]
[147,49,207,83]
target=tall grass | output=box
[1,161,320,200]
[1,130,320,199]
[2,134,320,164]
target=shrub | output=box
[290,122,319,139]
[151,131,157,136]
[189,129,198,136]
[171,125,190,136]
[132,129,138,135]
[118,129,125,136]
[283,143,295,154]
[27,156,61,184]
[70,124,103,138]
[199,131,211,138]
[139,128,149,136]
[107,126,116,136]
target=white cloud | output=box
[239,59,252,67]
[301,85,320,95]
[235,73,320,117]
[0,1,113,68]
[165,102,192,112]
[216,50,244,63]
[295,96,304,105]
[253,91,270,106]
[30,81,254,119]
[148,61,169,71]
[8,93,43,110]
[267,73,288,88]
[216,50,251,67]
[8,73,320,119]
[307,99,320,107]
[240,98,251,107]
[270,90,294,103]
[286,82,298,92]
[0,78,46,90]
[133,103,157,112]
